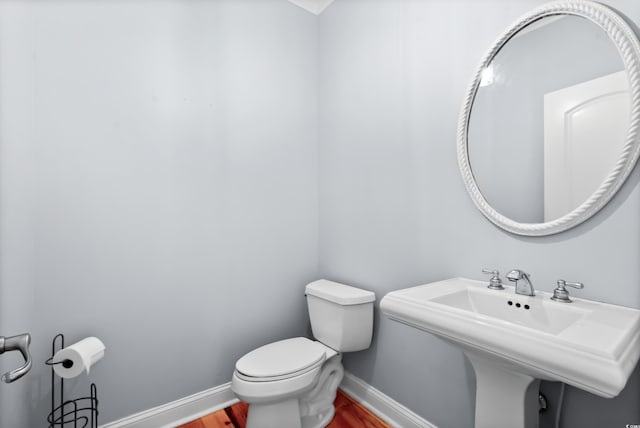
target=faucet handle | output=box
[482,269,504,290]
[559,280,584,289]
[551,279,584,303]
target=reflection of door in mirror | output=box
[544,71,630,221]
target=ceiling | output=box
[286,0,335,15]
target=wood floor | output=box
[179,389,391,428]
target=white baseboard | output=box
[100,382,238,428]
[339,372,437,428]
[100,372,435,428]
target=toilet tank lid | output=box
[305,280,376,305]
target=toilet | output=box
[231,279,376,428]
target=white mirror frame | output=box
[457,0,640,236]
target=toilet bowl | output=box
[231,280,375,428]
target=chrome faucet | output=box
[0,333,32,383]
[506,269,535,296]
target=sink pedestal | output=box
[466,352,541,428]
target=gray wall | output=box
[2,1,640,428]
[0,1,318,426]
[318,1,640,427]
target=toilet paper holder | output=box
[45,334,98,428]
[0,333,32,383]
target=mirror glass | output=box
[467,15,628,224]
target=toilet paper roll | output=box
[52,337,105,379]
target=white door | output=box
[543,71,630,221]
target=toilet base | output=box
[243,354,344,428]
[300,407,335,428]
[246,398,302,428]
[243,397,336,428]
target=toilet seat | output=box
[235,337,327,382]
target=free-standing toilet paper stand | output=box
[45,334,99,428]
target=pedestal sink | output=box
[380,278,640,428]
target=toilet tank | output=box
[305,280,376,352]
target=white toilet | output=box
[231,279,376,428]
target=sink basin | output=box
[381,277,640,428]
[430,285,586,335]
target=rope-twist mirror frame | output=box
[457,0,640,236]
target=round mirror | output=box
[457,1,640,236]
